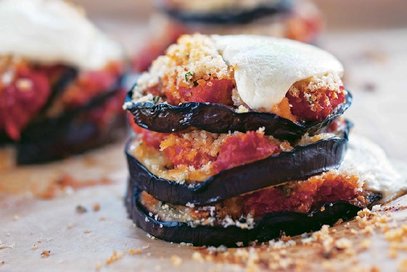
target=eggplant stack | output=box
[124,34,382,247]
[0,0,125,164]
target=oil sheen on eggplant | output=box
[159,0,293,25]
[126,91,352,141]
[125,185,381,247]
[126,121,350,206]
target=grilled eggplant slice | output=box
[126,121,350,206]
[126,91,351,141]
[158,0,293,25]
[126,186,381,247]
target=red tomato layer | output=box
[286,10,322,43]
[166,79,235,106]
[0,63,50,140]
[146,75,344,122]
[131,122,280,175]
[141,172,368,223]
[242,172,361,217]
[213,131,280,173]
[286,86,346,121]
[130,117,168,149]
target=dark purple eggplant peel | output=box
[158,0,293,25]
[125,91,352,141]
[126,121,350,206]
[125,185,381,247]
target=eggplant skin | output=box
[126,186,381,247]
[126,123,350,206]
[126,92,352,141]
[16,87,126,165]
[159,0,293,25]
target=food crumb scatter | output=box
[39,175,112,200]
[105,251,124,265]
[191,207,407,271]
[76,205,88,214]
[0,241,14,250]
[31,240,42,250]
[41,250,51,258]
[146,233,156,240]
[171,255,183,266]
[192,252,204,262]
[96,247,150,270]
[399,259,407,272]
[92,203,101,212]
[128,248,143,255]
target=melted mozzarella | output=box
[340,135,407,203]
[212,35,344,111]
[0,0,123,70]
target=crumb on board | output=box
[399,259,407,272]
[31,240,42,250]
[191,206,407,271]
[38,175,112,200]
[146,233,156,240]
[92,203,101,212]
[128,248,143,256]
[76,205,88,214]
[96,246,150,270]
[0,241,14,250]
[384,225,407,259]
[105,251,124,266]
[362,82,377,93]
[192,251,204,262]
[41,250,51,258]
[67,223,75,230]
[142,244,150,250]
[170,255,183,266]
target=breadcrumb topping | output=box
[134,34,232,101]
